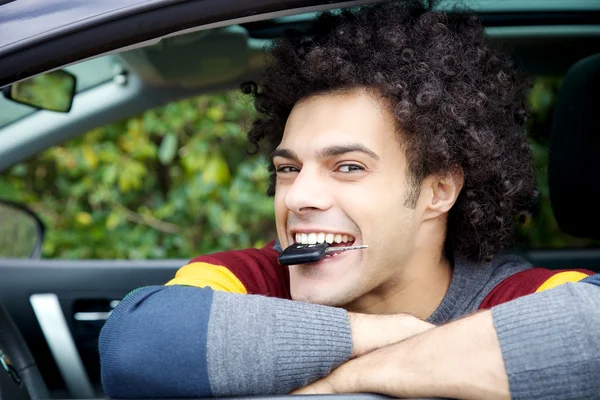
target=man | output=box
[99,1,600,399]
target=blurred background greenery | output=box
[0,92,275,259]
[0,77,598,259]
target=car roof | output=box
[2,0,599,60]
[0,0,183,55]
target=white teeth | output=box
[301,233,308,244]
[325,233,334,244]
[317,232,326,243]
[294,232,355,244]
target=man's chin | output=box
[290,285,354,307]
[289,261,362,306]
[291,293,341,307]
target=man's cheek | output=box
[273,192,289,244]
[273,189,286,216]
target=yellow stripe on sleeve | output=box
[535,271,590,293]
[165,262,247,294]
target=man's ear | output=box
[421,167,464,221]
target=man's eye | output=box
[276,166,300,173]
[337,164,364,173]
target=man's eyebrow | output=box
[271,148,300,162]
[317,144,380,161]
[272,144,380,162]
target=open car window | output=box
[1,75,599,259]
[0,90,275,259]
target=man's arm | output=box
[294,309,508,399]
[492,278,600,399]
[295,279,600,400]
[99,285,352,398]
[99,285,432,398]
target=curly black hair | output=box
[242,0,539,262]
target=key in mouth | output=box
[325,244,368,254]
[278,242,368,265]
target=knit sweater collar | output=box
[426,254,530,325]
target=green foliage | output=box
[1,79,597,260]
[0,92,276,259]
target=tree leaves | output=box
[158,134,178,166]
[0,91,274,259]
[118,159,147,192]
[202,153,231,186]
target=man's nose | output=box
[284,166,333,215]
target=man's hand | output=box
[294,310,510,400]
[348,312,434,358]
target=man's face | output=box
[273,89,421,309]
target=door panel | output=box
[0,259,182,398]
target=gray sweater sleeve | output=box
[492,281,600,400]
[207,291,353,396]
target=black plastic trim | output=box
[515,248,600,272]
[479,11,600,27]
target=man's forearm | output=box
[296,281,600,400]
[100,285,434,398]
[295,310,509,399]
[100,286,352,398]
[370,310,509,399]
[492,281,600,400]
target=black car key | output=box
[278,242,369,266]
[278,242,329,265]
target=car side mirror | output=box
[0,200,45,259]
[2,70,76,113]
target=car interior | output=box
[1,1,600,399]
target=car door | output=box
[0,257,181,398]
